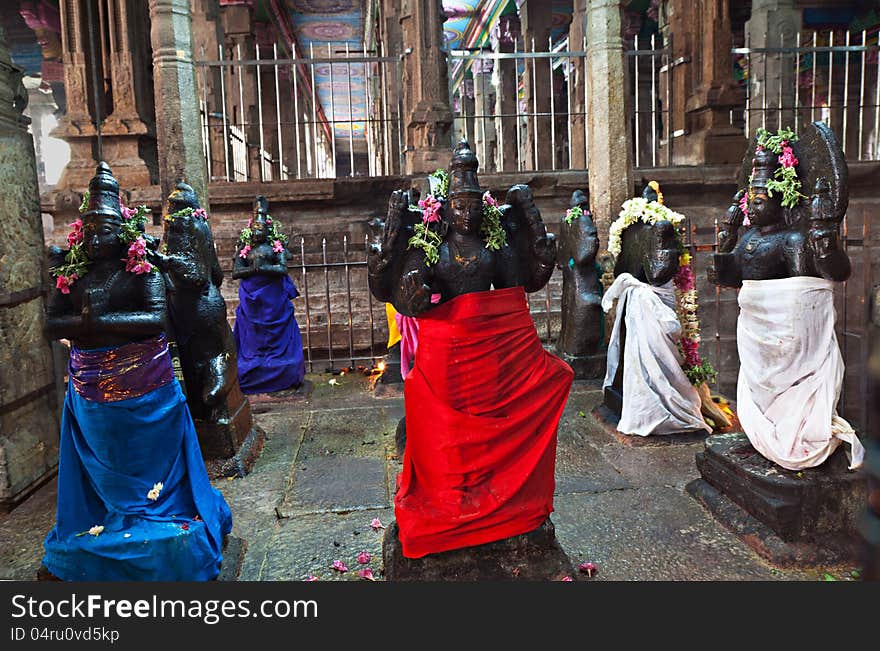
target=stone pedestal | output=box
[0,26,60,514]
[556,351,606,381]
[593,391,709,447]
[195,381,265,479]
[687,432,867,566]
[382,518,574,581]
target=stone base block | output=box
[592,402,711,447]
[556,351,606,380]
[687,432,867,566]
[203,424,266,479]
[382,518,574,581]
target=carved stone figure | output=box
[369,141,574,579]
[555,188,604,378]
[231,195,305,394]
[711,121,863,471]
[151,182,262,477]
[41,163,232,580]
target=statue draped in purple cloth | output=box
[232,196,305,394]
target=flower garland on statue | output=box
[236,213,288,259]
[738,126,804,226]
[51,190,154,294]
[563,205,584,225]
[608,190,716,387]
[406,169,507,266]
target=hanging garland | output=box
[237,213,288,259]
[406,168,507,266]
[51,190,154,294]
[608,189,716,387]
[563,205,584,225]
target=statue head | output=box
[570,189,589,211]
[251,195,270,244]
[747,148,783,227]
[641,180,664,204]
[447,140,483,235]
[81,162,124,261]
[164,181,203,235]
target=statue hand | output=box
[808,220,841,259]
[533,232,557,267]
[706,264,718,286]
[506,184,535,214]
[400,269,432,314]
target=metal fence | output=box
[735,30,880,159]
[196,43,404,182]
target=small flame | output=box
[377,361,386,372]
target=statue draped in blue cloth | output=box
[232,196,305,394]
[41,162,232,581]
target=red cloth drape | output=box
[396,286,574,558]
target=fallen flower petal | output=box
[147,481,164,501]
[578,561,598,577]
[330,560,349,572]
[357,551,371,564]
[370,518,385,531]
[357,568,376,581]
[306,575,319,581]
[88,525,104,536]
[561,576,574,581]
[180,523,190,531]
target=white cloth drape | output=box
[602,273,710,436]
[736,276,864,470]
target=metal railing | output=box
[735,29,880,159]
[196,42,404,182]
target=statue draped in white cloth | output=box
[712,122,864,471]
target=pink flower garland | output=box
[418,195,442,223]
[124,236,153,275]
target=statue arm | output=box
[45,291,85,340]
[90,272,166,336]
[368,190,410,302]
[392,251,433,317]
[717,190,746,254]
[505,184,557,292]
[231,252,254,280]
[712,252,742,288]
[807,180,851,282]
[151,251,208,287]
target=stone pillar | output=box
[746,0,801,137]
[0,25,59,513]
[663,0,745,164]
[568,0,587,169]
[149,0,210,208]
[471,60,497,173]
[519,0,553,170]
[491,14,519,172]
[399,0,453,175]
[585,0,633,234]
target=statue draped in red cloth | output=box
[369,141,573,558]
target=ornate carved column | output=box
[399,0,453,175]
[0,25,59,513]
[662,0,746,164]
[148,0,209,208]
[491,14,519,172]
[585,0,633,234]
[471,58,496,173]
[519,0,553,170]
[568,0,587,169]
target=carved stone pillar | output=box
[0,25,60,513]
[745,0,801,137]
[519,0,553,170]
[148,0,209,208]
[662,0,746,164]
[568,0,587,169]
[491,14,519,172]
[471,59,496,173]
[399,0,453,175]
[585,0,633,234]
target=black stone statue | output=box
[150,182,262,477]
[232,195,290,280]
[555,189,604,378]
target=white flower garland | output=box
[607,197,685,259]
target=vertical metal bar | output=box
[843,31,851,154]
[634,34,640,167]
[365,235,376,359]
[344,235,354,366]
[859,30,866,160]
[199,49,213,181]
[761,33,767,130]
[566,49,572,168]
[396,55,405,174]
[549,38,556,170]
[875,31,880,159]
[380,42,391,175]
[219,43,231,181]
[515,39,523,171]
[530,37,538,170]
[364,42,374,177]
[291,42,302,178]
[273,44,285,179]
[481,57,488,174]
[309,43,319,177]
[322,238,333,369]
[256,43,266,181]
[666,32,672,164]
[777,33,783,130]
[811,31,818,123]
[651,34,657,166]
[828,31,834,128]
[237,43,246,180]
[584,35,589,168]
[795,31,801,130]
[300,238,312,373]
[744,31,751,137]
[496,35,505,172]
[346,42,355,176]
[327,43,338,176]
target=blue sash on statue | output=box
[234,273,305,394]
[43,334,233,581]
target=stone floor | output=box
[0,371,863,582]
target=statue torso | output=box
[734,227,810,280]
[433,237,496,300]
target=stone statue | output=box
[600,182,710,437]
[711,121,864,470]
[369,141,574,579]
[232,195,305,394]
[41,162,232,580]
[555,188,604,378]
[151,182,262,477]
